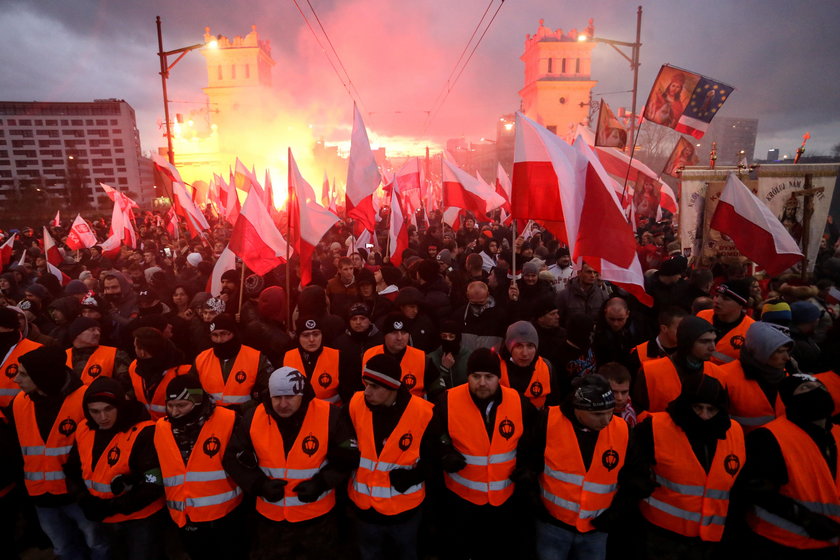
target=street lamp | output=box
[578,6,642,150]
[156,16,216,165]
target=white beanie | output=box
[186,252,203,267]
[268,367,306,397]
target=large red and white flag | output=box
[263,169,283,227]
[108,197,136,249]
[229,190,289,276]
[288,149,339,286]
[388,177,410,267]
[65,214,98,250]
[51,210,61,228]
[0,233,15,269]
[218,173,240,226]
[442,159,506,218]
[495,163,512,214]
[710,173,804,275]
[346,104,380,234]
[172,180,210,239]
[208,244,237,296]
[98,232,122,260]
[46,261,70,287]
[42,226,62,266]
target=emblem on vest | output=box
[58,418,77,436]
[529,381,543,397]
[234,370,247,384]
[302,433,319,456]
[398,432,413,451]
[203,435,221,458]
[602,449,619,471]
[499,417,515,440]
[107,445,121,466]
[88,364,102,379]
[403,373,417,390]
[730,335,745,350]
[5,363,18,379]
[724,453,741,476]
[318,371,332,388]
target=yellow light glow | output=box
[577,34,587,42]
[207,39,218,49]
[504,123,513,131]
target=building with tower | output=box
[519,19,598,141]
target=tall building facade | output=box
[519,19,598,141]
[0,99,145,207]
[695,117,759,165]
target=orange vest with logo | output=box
[154,406,242,527]
[697,309,754,365]
[747,417,840,550]
[500,357,551,409]
[719,360,785,432]
[640,412,745,542]
[195,345,260,408]
[347,392,433,516]
[642,357,723,413]
[540,408,628,532]
[252,399,335,522]
[128,362,189,420]
[283,347,341,404]
[362,345,426,398]
[444,384,522,506]
[815,371,840,416]
[13,385,86,496]
[77,420,164,523]
[66,346,117,385]
[0,338,42,408]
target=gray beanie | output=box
[522,261,540,276]
[745,322,794,364]
[505,321,539,352]
[268,366,307,397]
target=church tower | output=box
[519,19,597,141]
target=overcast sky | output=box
[1,0,838,160]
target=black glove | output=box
[591,506,620,532]
[509,466,535,486]
[259,479,287,502]
[441,451,467,473]
[79,495,114,522]
[294,477,327,503]
[110,473,138,496]
[389,468,418,493]
[801,510,840,541]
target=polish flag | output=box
[108,197,136,249]
[263,169,283,227]
[209,174,225,216]
[443,159,506,217]
[51,210,61,227]
[388,177,410,266]
[233,159,266,205]
[288,149,339,286]
[165,208,179,240]
[711,173,804,276]
[218,174,240,226]
[172,180,210,238]
[593,146,677,213]
[43,226,62,266]
[65,214,98,250]
[46,261,71,287]
[98,232,122,260]
[443,207,464,231]
[495,163,513,215]
[0,233,15,269]
[208,244,237,296]
[328,179,339,215]
[346,104,380,234]
[229,190,289,276]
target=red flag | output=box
[710,173,804,276]
[443,159,506,217]
[264,169,282,227]
[46,261,70,286]
[165,208,179,240]
[229,190,289,276]
[495,163,512,214]
[388,178,409,266]
[208,244,237,296]
[0,233,15,269]
[98,232,122,260]
[218,173,240,226]
[65,214,98,250]
[288,149,340,286]
[346,104,380,234]
[51,210,61,228]
[43,226,61,266]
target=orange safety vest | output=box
[0,338,42,408]
[540,407,628,532]
[444,384,522,506]
[640,412,744,542]
[251,399,335,522]
[719,360,785,432]
[697,309,754,365]
[128,362,189,420]
[154,406,242,527]
[747,417,840,550]
[815,371,840,416]
[13,385,86,496]
[76,420,164,523]
[283,347,341,404]
[347,392,433,516]
[642,357,723,413]
[362,345,426,398]
[66,346,117,385]
[195,345,260,408]
[500,357,551,409]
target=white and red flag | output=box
[442,158,506,218]
[165,208,179,240]
[495,163,512,216]
[288,149,340,287]
[46,261,70,287]
[263,169,283,227]
[229,190,289,276]
[65,214,98,250]
[172,180,210,239]
[710,173,804,276]
[346,104,380,235]
[42,226,62,266]
[208,244,237,296]
[108,196,136,249]
[233,158,266,204]
[51,210,61,228]
[0,233,15,269]
[387,177,410,267]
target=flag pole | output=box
[237,259,246,319]
[286,148,292,331]
[511,219,517,284]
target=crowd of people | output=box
[1,207,840,560]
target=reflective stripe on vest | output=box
[643,495,727,527]
[195,345,260,408]
[284,347,341,404]
[351,480,424,499]
[446,472,512,494]
[167,488,243,511]
[259,465,324,480]
[499,357,551,409]
[0,339,42,408]
[362,346,427,398]
[540,487,607,520]
[130,363,188,420]
[462,450,517,466]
